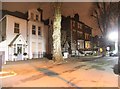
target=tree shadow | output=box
[36,68,81,89]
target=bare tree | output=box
[91,2,119,37]
[91,2,119,55]
[52,2,63,62]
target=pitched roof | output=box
[0,10,27,20]
[8,34,20,46]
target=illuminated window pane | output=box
[85,41,90,49]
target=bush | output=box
[14,53,18,56]
[45,53,53,60]
[23,53,27,56]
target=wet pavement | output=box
[1,57,119,88]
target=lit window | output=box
[32,25,36,35]
[85,41,90,49]
[14,23,19,33]
[38,27,41,36]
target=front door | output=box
[17,44,22,60]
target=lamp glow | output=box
[108,31,118,41]
[108,31,118,55]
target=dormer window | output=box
[36,15,39,21]
[14,23,19,33]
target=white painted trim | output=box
[0,15,6,22]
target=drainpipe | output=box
[41,10,43,22]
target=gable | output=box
[9,34,27,46]
[28,9,41,21]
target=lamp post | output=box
[108,31,118,55]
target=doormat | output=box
[0,71,16,78]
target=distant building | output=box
[61,14,92,55]
[0,9,49,63]
[48,14,92,56]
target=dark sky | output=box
[2,2,101,36]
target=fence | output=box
[32,52,45,58]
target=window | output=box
[31,13,34,20]
[85,41,91,49]
[32,25,36,35]
[14,23,19,33]
[85,33,90,40]
[36,15,39,21]
[38,27,41,36]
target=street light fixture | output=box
[108,31,118,55]
[108,31,118,42]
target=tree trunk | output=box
[52,3,63,62]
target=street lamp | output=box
[108,31,118,55]
[108,31,118,42]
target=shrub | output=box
[23,53,27,56]
[14,53,18,56]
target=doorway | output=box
[17,44,22,60]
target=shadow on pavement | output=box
[36,68,81,89]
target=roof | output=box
[66,14,92,29]
[8,34,20,46]
[0,9,49,26]
[1,10,28,20]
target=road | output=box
[1,56,119,88]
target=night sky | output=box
[2,2,101,36]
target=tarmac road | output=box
[1,57,119,88]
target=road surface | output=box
[1,56,119,88]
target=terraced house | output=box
[46,13,92,57]
[0,8,49,63]
[61,14,92,56]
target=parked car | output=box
[109,51,118,57]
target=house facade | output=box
[61,14,92,55]
[0,9,48,63]
[47,14,92,56]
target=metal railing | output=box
[32,52,45,58]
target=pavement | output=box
[1,56,119,88]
